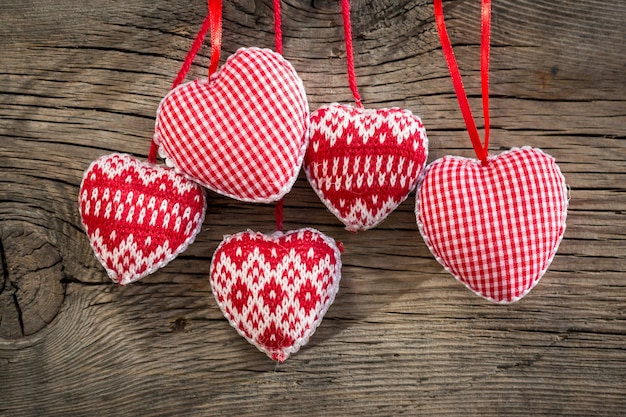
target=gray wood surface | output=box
[1,0,625,415]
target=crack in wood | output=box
[0,235,7,293]
[11,290,25,337]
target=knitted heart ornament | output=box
[79,153,206,285]
[210,228,342,362]
[305,104,428,231]
[416,147,568,303]
[154,47,309,203]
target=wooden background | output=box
[1,0,625,415]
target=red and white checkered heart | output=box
[305,104,428,231]
[79,153,206,285]
[154,47,309,203]
[416,147,568,303]
[210,228,342,362]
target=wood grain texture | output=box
[1,0,625,415]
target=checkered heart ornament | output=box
[416,0,569,303]
[304,0,429,231]
[154,47,309,203]
[206,0,343,362]
[78,1,225,284]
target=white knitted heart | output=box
[305,103,428,231]
[79,153,206,284]
[210,228,342,361]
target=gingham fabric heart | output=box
[304,104,428,231]
[79,153,206,285]
[210,228,342,362]
[154,47,309,203]
[416,147,568,303]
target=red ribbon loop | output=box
[434,0,491,163]
[208,0,223,76]
[274,0,283,54]
[171,0,223,87]
[341,0,363,108]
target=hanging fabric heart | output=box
[416,0,569,303]
[153,0,309,204]
[307,104,428,231]
[210,228,342,362]
[79,154,206,284]
[417,147,568,303]
[78,1,222,283]
[304,0,428,231]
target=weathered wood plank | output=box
[1,0,625,415]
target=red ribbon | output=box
[148,0,223,163]
[170,0,223,87]
[274,0,283,54]
[208,0,223,76]
[434,0,491,163]
[341,0,363,108]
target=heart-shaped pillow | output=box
[154,47,309,203]
[416,147,568,303]
[210,228,342,362]
[79,153,206,284]
[305,103,428,231]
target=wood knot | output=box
[0,221,65,339]
[169,316,191,333]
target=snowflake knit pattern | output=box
[210,228,342,362]
[305,103,428,231]
[154,47,310,203]
[79,153,206,284]
[416,147,568,303]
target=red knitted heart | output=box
[210,228,342,362]
[79,153,206,285]
[154,47,309,203]
[416,147,568,303]
[305,103,428,231]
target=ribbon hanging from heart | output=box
[78,2,226,284]
[209,1,343,363]
[304,0,429,232]
[415,0,569,303]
